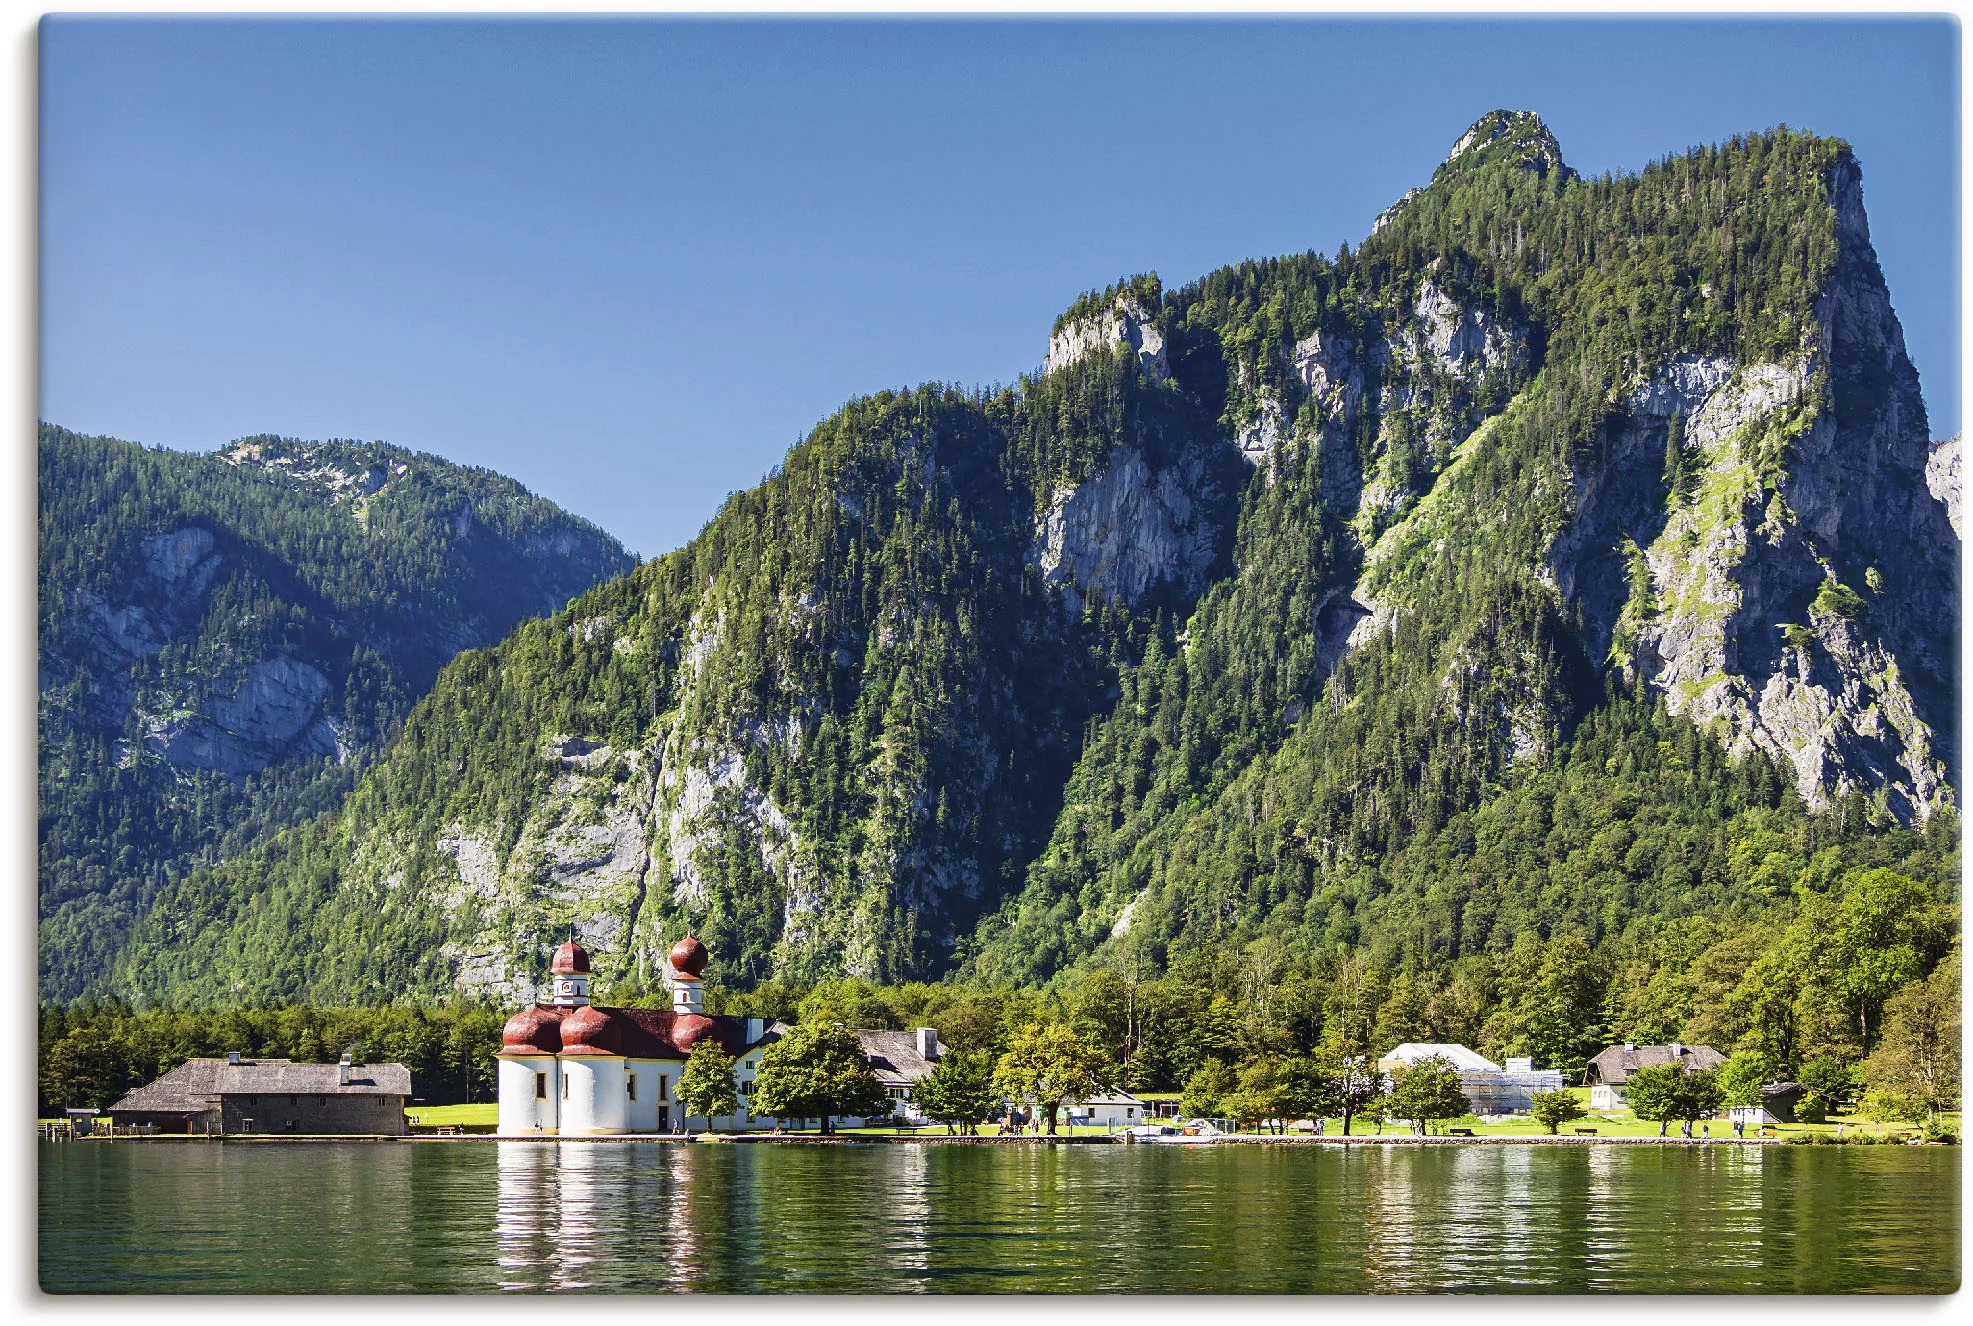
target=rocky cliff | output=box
[38,426,634,1001]
[93,112,1960,1005]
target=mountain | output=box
[38,427,635,1000]
[100,112,1958,1008]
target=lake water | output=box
[39,1139,1959,1294]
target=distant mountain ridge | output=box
[38,425,635,1001]
[83,111,1959,1008]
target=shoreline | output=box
[55,1131,1791,1146]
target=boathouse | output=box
[106,1055,412,1135]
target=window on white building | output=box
[563,1076,569,1100]
[659,1076,668,1101]
[627,1073,637,1101]
[534,1072,547,1100]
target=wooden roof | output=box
[107,1058,412,1115]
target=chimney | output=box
[339,1054,352,1087]
[916,1028,940,1061]
[1623,1042,1635,1052]
[1671,1041,1684,1060]
[227,1051,241,1066]
[746,1017,766,1044]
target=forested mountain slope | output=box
[103,112,1958,1008]
[39,428,634,1000]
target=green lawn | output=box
[392,1093,1955,1142]
[407,1103,499,1128]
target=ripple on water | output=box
[38,1141,1960,1294]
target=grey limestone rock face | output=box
[1927,436,1960,537]
[152,656,340,775]
[1030,443,1220,612]
[1233,395,1289,465]
[142,527,219,584]
[1045,296,1169,381]
[1545,158,1960,823]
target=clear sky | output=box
[40,16,1960,559]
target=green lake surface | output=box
[39,1139,1960,1294]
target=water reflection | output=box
[42,1140,1961,1294]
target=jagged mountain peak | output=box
[1438,108,1572,181]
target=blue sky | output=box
[40,16,1960,558]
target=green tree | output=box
[1181,1057,1237,1121]
[1387,1055,1472,1135]
[1530,1089,1586,1135]
[1220,1057,1293,1133]
[1315,1039,1387,1136]
[994,1022,1109,1135]
[1797,1053,1863,1114]
[1622,1064,1685,1136]
[1716,1049,1783,1108]
[1834,870,1942,1051]
[1672,1069,1725,1129]
[677,1040,739,1129]
[913,1049,997,1133]
[750,1022,886,1134]
[1865,952,1961,1120]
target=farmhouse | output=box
[497,936,783,1135]
[106,1054,412,1135]
[1585,1042,1725,1109]
[853,1027,944,1121]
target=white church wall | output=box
[498,1056,559,1134]
[562,1057,629,1135]
[625,1058,665,1131]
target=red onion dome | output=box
[558,1004,620,1056]
[669,935,709,978]
[669,1013,719,1054]
[550,939,592,975]
[499,1005,563,1055]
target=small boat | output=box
[1121,1121,1224,1144]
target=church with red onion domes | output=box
[495,935,783,1135]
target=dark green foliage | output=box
[1530,1089,1585,1134]
[66,119,1955,1039]
[36,1000,506,1114]
[750,1021,888,1132]
[39,426,632,1003]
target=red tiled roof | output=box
[497,1004,769,1059]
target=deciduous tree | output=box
[751,1022,886,1134]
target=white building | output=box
[1375,1042,1564,1115]
[852,1028,944,1123]
[497,936,781,1136]
[1065,1089,1149,1128]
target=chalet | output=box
[1376,1042,1563,1115]
[852,1027,943,1122]
[107,1054,412,1135]
[1585,1042,1725,1109]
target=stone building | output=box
[106,1054,412,1135]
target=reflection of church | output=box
[496,936,779,1135]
